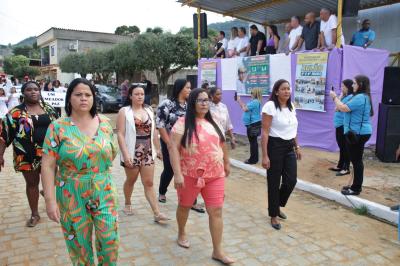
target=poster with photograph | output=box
[200,61,217,88]
[237,55,270,95]
[294,52,328,112]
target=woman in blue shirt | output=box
[330,75,373,195]
[237,88,262,164]
[330,79,354,176]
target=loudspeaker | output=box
[376,104,400,162]
[382,66,400,105]
[186,75,198,89]
[193,13,207,39]
[343,0,360,17]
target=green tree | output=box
[59,53,89,78]
[178,27,218,59]
[109,41,138,81]
[3,55,30,75]
[14,66,40,79]
[115,25,140,35]
[12,43,40,59]
[152,27,163,35]
[132,32,196,94]
[86,49,114,83]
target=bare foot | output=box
[177,235,190,248]
[212,252,235,265]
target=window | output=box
[51,45,55,56]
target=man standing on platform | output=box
[287,16,303,52]
[278,23,292,54]
[350,19,376,48]
[319,8,345,49]
[294,12,320,51]
[214,31,228,58]
[247,25,266,56]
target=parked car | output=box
[95,84,122,113]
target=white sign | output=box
[41,91,66,107]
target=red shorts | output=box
[177,176,225,208]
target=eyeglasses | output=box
[196,98,210,105]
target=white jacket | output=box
[120,105,157,162]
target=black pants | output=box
[267,137,297,217]
[158,138,174,196]
[335,126,350,171]
[246,121,261,163]
[345,134,371,192]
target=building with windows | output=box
[36,27,132,83]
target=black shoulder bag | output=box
[345,96,367,145]
[248,101,262,137]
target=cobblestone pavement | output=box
[0,146,399,266]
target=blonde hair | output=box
[251,88,262,102]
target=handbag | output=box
[345,96,366,145]
[247,101,261,137]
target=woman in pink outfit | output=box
[169,88,234,265]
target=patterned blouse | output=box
[172,117,225,179]
[0,102,59,172]
[156,99,187,133]
[210,102,233,133]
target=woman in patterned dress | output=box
[169,88,235,265]
[0,81,59,227]
[116,85,168,222]
[41,78,119,265]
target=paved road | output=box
[0,145,399,265]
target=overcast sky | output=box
[0,0,231,45]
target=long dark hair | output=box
[342,79,354,96]
[171,79,189,102]
[65,78,97,117]
[354,75,374,116]
[44,81,53,91]
[181,88,225,148]
[268,25,280,40]
[269,79,293,111]
[127,84,146,107]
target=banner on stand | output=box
[237,55,270,95]
[294,52,328,112]
[200,61,217,88]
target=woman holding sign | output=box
[0,81,58,227]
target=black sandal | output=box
[328,167,341,172]
[26,215,40,227]
[191,204,205,213]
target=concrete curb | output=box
[230,158,399,225]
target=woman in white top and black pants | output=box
[261,79,301,230]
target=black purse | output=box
[247,101,261,137]
[345,96,366,145]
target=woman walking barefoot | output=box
[116,85,168,222]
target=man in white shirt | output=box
[214,31,228,58]
[319,8,345,49]
[288,16,303,52]
[236,27,250,57]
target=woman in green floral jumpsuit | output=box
[41,78,119,265]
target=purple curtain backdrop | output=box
[198,47,388,151]
[342,45,390,147]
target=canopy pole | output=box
[197,7,201,60]
[336,0,343,48]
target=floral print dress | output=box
[43,115,119,266]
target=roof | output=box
[178,0,400,25]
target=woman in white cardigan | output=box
[116,85,168,222]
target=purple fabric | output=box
[342,45,389,146]
[198,46,389,151]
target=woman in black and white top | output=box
[261,79,301,230]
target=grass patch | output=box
[354,205,369,216]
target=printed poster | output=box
[294,52,328,112]
[200,61,217,88]
[237,55,270,96]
